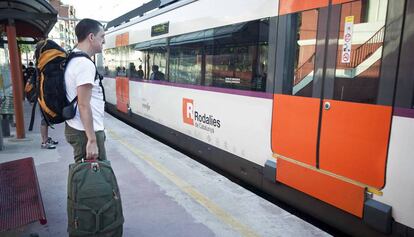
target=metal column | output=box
[6,20,25,139]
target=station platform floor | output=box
[0,102,330,237]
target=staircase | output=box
[294,53,315,86]
[293,25,385,86]
[339,26,385,68]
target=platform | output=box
[0,102,330,237]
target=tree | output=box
[17,38,35,66]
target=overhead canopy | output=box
[169,22,246,46]
[134,22,247,51]
[0,0,58,39]
[134,38,168,50]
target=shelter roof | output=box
[0,0,57,38]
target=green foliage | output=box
[19,43,34,54]
[16,37,35,54]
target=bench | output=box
[0,95,14,150]
[0,95,14,137]
[0,157,47,232]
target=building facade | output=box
[48,0,77,50]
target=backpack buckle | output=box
[113,190,119,200]
[91,162,100,172]
[74,217,79,229]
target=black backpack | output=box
[28,40,105,130]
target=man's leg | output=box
[65,123,87,162]
[65,124,107,162]
[40,123,48,144]
[96,130,107,161]
[41,119,56,149]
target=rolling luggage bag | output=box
[67,159,124,237]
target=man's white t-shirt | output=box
[65,49,105,131]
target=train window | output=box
[103,46,138,78]
[105,19,269,90]
[333,0,388,104]
[169,44,202,85]
[103,48,119,77]
[204,19,269,91]
[205,45,253,90]
[133,39,168,80]
[127,46,143,80]
[394,0,414,110]
[144,48,167,80]
[282,9,319,97]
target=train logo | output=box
[182,98,221,133]
[182,98,194,125]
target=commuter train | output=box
[99,0,414,236]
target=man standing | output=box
[64,18,106,161]
[137,65,144,79]
[25,62,36,84]
[64,20,124,237]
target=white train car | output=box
[100,0,414,236]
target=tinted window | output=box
[103,46,142,78]
[169,44,202,85]
[146,48,167,80]
[333,0,388,104]
[204,19,269,91]
[394,0,414,109]
[279,10,319,97]
[104,18,269,91]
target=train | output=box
[98,0,414,236]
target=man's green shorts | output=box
[64,123,107,162]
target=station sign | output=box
[151,22,169,37]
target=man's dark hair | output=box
[75,18,103,42]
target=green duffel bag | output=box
[67,159,124,237]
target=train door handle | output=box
[324,102,331,110]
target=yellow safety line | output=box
[273,153,383,196]
[107,129,260,237]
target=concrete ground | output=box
[0,102,331,237]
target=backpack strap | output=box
[66,51,106,102]
[28,100,37,131]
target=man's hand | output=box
[86,139,99,159]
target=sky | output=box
[61,0,148,22]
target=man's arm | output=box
[77,83,98,159]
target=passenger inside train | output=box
[137,65,144,79]
[150,65,165,80]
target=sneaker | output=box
[47,137,58,145]
[41,142,56,149]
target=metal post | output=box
[0,115,3,150]
[1,115,10,137]
[17,46,24,101]
[6,19,25,139]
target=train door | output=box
[271,0,404,216]
[318,0,395,190]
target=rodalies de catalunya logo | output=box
[182,98,221,133]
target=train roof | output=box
[103,0,278,49]
[105,0,181,30]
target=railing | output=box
[340,26,385,68]
[294,52,315,86]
